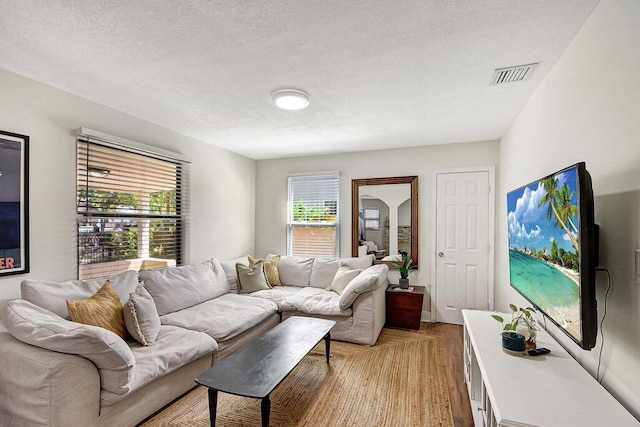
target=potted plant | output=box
[492,304,539,350]
[395,251,412,289]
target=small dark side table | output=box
[385,285,425,330]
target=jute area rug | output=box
[140,328,454,426]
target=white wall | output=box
[0,69,256,306]
[255,140,499,316]
[498,0,640,417]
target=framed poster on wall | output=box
[0,130,29,276]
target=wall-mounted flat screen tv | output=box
[507,162,598,350]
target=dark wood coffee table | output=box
[195,316,336,427]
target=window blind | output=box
[287,173,340,258]
[76,132,189,280]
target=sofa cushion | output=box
[339,264,389,310]
[280,287,352,317]
[123,283,161,346]
[3,299,135,395]
[66,281,127,339]
[140,261,229,316]
[219,255,249,293]
[249,285,301,308]
[339,254,375,270]
[159,293,278,342]
[327,266,361,295]
[21,270,139,320]
[249,255,282,286]
[101,325,217,404]
[236,261,271,293]
[205,257,232,292]
[278,256,314,286]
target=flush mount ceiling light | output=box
[271,89,310,111]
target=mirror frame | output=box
[351,175,419,269]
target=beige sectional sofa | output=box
[0,254,388,426]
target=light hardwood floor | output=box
[414,322,474,427]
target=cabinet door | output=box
[385,289,423,329]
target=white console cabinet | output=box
[462,309,639,427]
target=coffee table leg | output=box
[325,332,331,364]
[261,395,271,427]
[208,389,218,427]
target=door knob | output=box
[438,252,444,257]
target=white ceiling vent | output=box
[490,63,538,85]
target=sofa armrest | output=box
[345,273,388,345]
[332,277,388,345]
[339,264,389,310]
[0,327,100,426]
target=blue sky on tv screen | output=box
[507,167,579,254]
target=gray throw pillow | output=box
[236,261,271,293]
[123,284,161,346]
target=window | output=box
[76,129,190,279]
[287,173,340,257]
[364,208,380,230]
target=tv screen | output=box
[507,162,598,350]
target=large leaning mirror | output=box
[351,176,418,269]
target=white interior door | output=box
[433,169,494,324]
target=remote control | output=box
[527,347,550,356]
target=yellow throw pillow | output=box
[249,255,282,286]
[67,280,127,339]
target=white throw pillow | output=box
[3,299,135,395]
[328,266,361,295]
[123,284,161,346]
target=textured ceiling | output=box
[0,1,599,159]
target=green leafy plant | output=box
[395,251,413,279]
[491,304,538,332]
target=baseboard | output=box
[421,310,431,323]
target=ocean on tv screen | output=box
[509,249,581,341]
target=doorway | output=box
[431,167,495,324]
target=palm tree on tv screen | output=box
[557,184,579,235]
[538,177,580,254]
